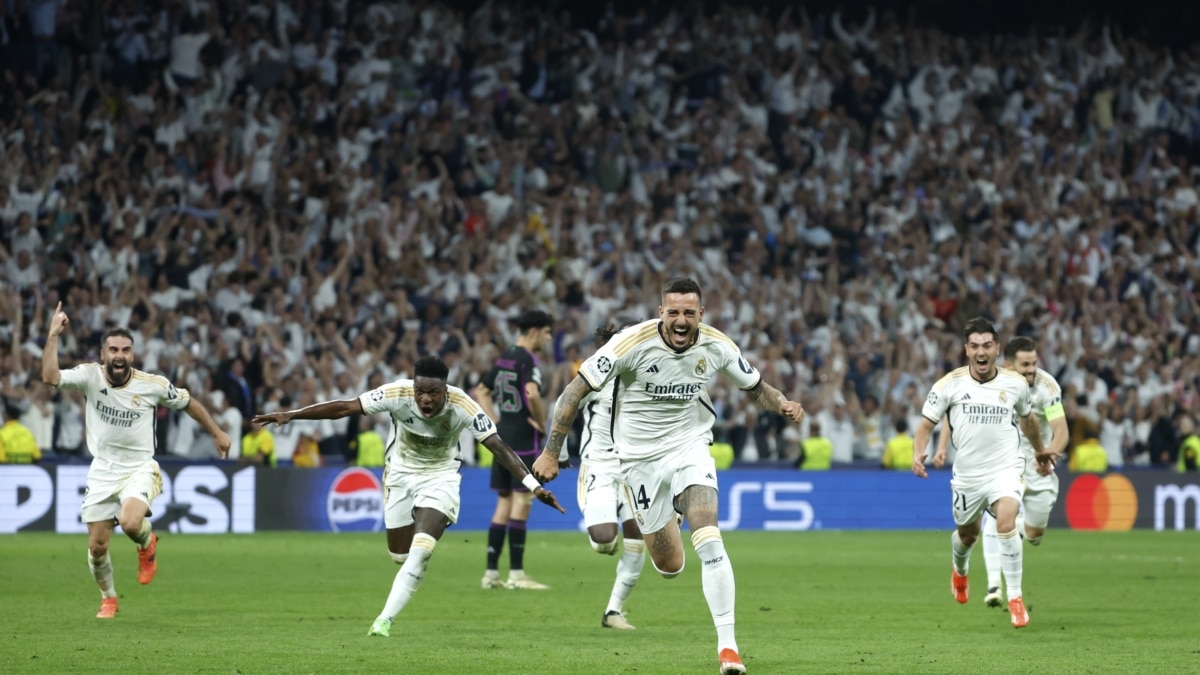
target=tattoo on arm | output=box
[544,377,590,455]
[745,381,787,414]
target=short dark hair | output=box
[515,309,553,332]
[101,327,135,347]
[414,355,449,381]
[1004,336,1039,361]
[662,277,702,303]
[961,317,996,342]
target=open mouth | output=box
[670,326,689,342]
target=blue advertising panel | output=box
[259,467,956,532]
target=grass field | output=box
[0,530,1197,674]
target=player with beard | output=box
[533,278,805,674]
[42,302,232,619]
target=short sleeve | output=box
[719,348,762,391]
[159,382,192,411]
[56,364,93,392]
[359,382,409,416]
[1014,384,1032,417]
[577,342,622,391]
[921,380,951,423]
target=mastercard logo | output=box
[1064,474,1138,530]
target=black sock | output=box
[508,519,527,571]
[486,523,507,570]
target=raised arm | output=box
[41,302,69,386]
[531,375,593,482]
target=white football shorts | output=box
[620,440,718,534]
[949,468,1024,528]
[80,460,163,523]
[383,468,461,528]
[578,451,634,529]
[1021,466,1059,529]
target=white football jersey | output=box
[921,366,1032,479]
[359,380,497,473]
[579,381,618,461]
[577,320,761,460]
[57,364,192,474]
[1020,368,1063,457]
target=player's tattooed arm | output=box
[745,381,804,422]
[541,376,591,459]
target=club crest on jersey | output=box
[695,358,707,376]
[998,391,1008,403]
[440,418,451,432]
[131,394,142,407]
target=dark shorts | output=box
[490,452,538,492]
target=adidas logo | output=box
[403,417,414,425]
[705,473,715,480]
[100,388,108,395]
[961,393,971,401]
[647,364,659,374]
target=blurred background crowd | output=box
[3,0,1200,471]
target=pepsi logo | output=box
[327,467,384,533]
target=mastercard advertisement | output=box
[1051,472,1200,532]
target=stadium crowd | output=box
[3,0,1200,471]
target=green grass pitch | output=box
[1,531,1197,674]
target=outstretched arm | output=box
[185,399,233,459]
[532,375,592,482]
[745,381,805,422]
[482,434,566,514]
[252,399,363,427]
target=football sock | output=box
[507,519,527,572]
[132,519,153,549]
[606,538,645,614]
[380,534,436,620]
[998,528,1023,599]
[951,530,972,576]
[88,552,117,599]
[692,526,737,654]
[486,523,506,571]
[981,512,1001,590]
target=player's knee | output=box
[1027,535,1043,546]
[118,516,143,536]
[590,538,618,555]
[389,551,409,565]
[89,542,108,560]
[650,556,684,578]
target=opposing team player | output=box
[533,278,805,675]
[913,318,1053,629]
[474,309,555,589]
[577,324,644,630]
[41,302,232,619]
[252,355,565,637]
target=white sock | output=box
[981,512,1001,590]
[692,526,737,654]
[606,538,645,614]
[998,528,1023,599]
[379,533,436,621]
[89,552,117,599]
[132,519,153,549]
[951,530,972,576]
